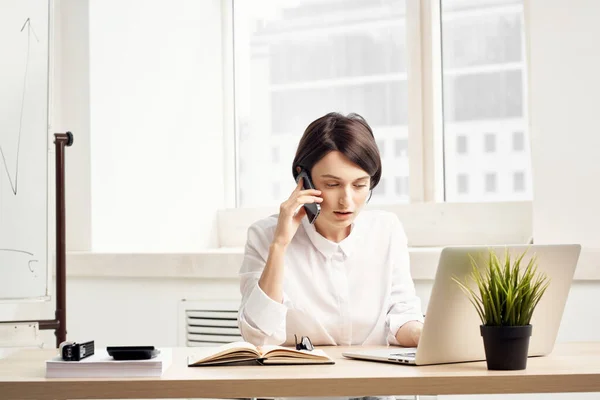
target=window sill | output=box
[64,247,599,281]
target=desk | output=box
[1,342,600,400]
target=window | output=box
[445,72,523,121]
[377,139,387,159]
[513,131,525,151]
[395,176,409,196]
[231,0,533,243]
[484,133,496,153]
[442,0,532,202]
[374,178,388,198]
[80,0,534,252]
[457,174,469,194]
[456,135,468,154]
[485,173,497,193]
[234,0,410,207]
[513,171,525,192]
[89,0,223,251]
[395,139,408,157]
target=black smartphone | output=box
[107,346,160,360]
[295,168,321,224]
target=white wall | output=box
[528,0,600,250]
[24,278,597,349]
[61,277,240,347]
[88,0,225,252]
[54,0,92,252]
[53,0,229,253]
[526,0,600,354]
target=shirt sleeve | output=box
[238,222,289,346]
[386,216,425,345]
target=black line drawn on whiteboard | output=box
[0,18,39,195]
[0,248,40,276]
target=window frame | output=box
[222,0,533,247]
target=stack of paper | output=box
[45,348,172,378]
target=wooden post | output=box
[52,131,73,347]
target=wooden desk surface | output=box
[1,342,600,400]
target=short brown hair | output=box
[292,112,382,189]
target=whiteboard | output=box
[0,0,50,301]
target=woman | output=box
[238,112,424,349]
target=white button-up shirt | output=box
[238,210,424,347]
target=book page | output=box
[259,346,331,361]
[258,345,291,355]
[188,342,259,365]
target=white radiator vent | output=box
[180,300,242,347]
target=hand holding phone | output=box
[295,169,321,224]
[272,168,322,247]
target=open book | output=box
[187,341,334,366]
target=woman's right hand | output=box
[272,178,323,248]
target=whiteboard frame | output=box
[44,0,54,302]
[0,0,53,303]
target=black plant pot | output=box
[480,324,532,370]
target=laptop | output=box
[343,244,581,366]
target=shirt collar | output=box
[301,214,361,259]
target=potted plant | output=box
[453,248,550,370]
